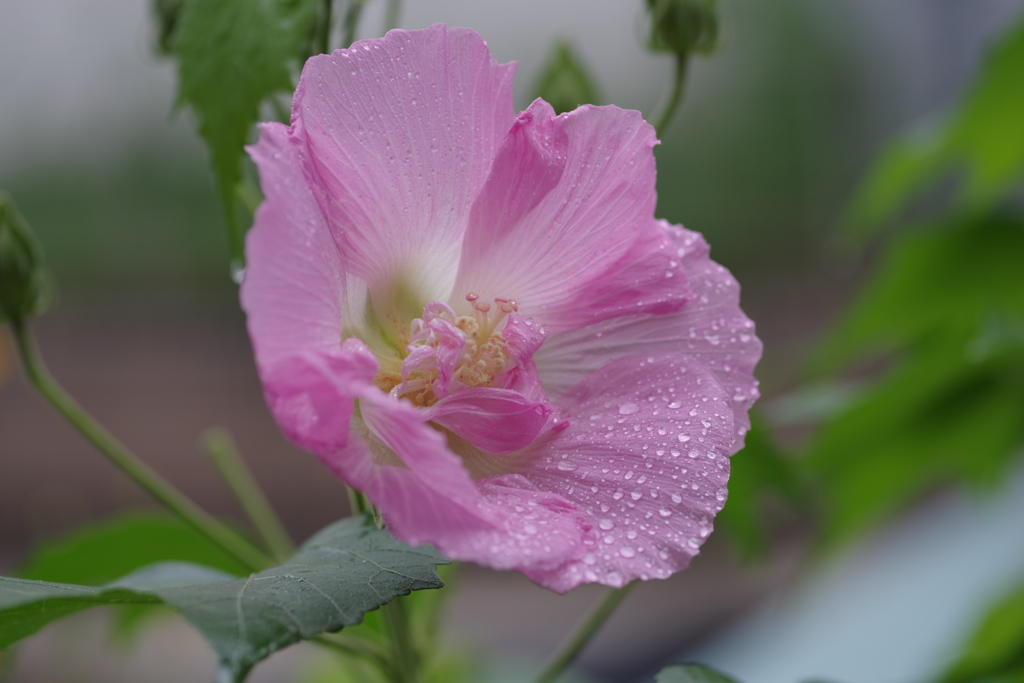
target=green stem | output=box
[316,0,333,55]
[347,485,370,516]
[532,582,637,683]
[383,0,402,33]
[342,0,364,49]
[9,320,272,572]
[382,597,420,683]
[203,428,295,563]
[652,52,689,136]
[313,633,389,666]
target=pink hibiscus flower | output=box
[241,24,760,592]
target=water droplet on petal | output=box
[557,460,579,472]
[618,402,640,415]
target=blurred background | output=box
[1,0,1023,682]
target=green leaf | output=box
[940,578,1024,683]
[172,0,317,262]
[534,40,600,115]
[0,514,448,683]
[18,513,249,585]
[656,663,742,683]
[844,17,1024,235]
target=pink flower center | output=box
[374,294,522,407]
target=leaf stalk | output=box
[203,428,295,562]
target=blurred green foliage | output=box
[655,0,866,260]
[16,513,249,585]
[0,148,228,288]
[534,41,600,116]
[794,12,1024,548]
[805,215,1024,546]
[939,579,1024,683]
[716,417,810,560]
[845,19,1024,235]
[656,663,740,683]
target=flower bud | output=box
[646,0,719,57]
[534,41,600,115]
[0,193,51,324]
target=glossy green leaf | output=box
[940,579,1024,683]
[18,513,249,585]
[1,514,448,683]
[656,663,742,683]
[534,41,600,115]
[844,18,1024,235]
[172,0,317,261]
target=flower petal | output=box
[293,24,516,301]
[260,338,377,454]
[535,224,762,452]
[241,122,345,370]
[424,387,554,454]
[346,391,590,571]
[523,354,735,592]
[454,102,688,331]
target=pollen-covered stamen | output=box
[467,292,519,340]
[392,296,520,407]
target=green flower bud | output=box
[534,40,601,116]
[646,0,719,57]
[0,193,51,324]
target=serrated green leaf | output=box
[940,578,1024,683]
[1,514,448,683]
[656,663,742,683]
[18,513,249,585]
[173,0,317,261]
[534,40,600,115]
[844,17,1024,235]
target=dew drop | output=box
[557,460,579,472]
[618,402,640,415]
